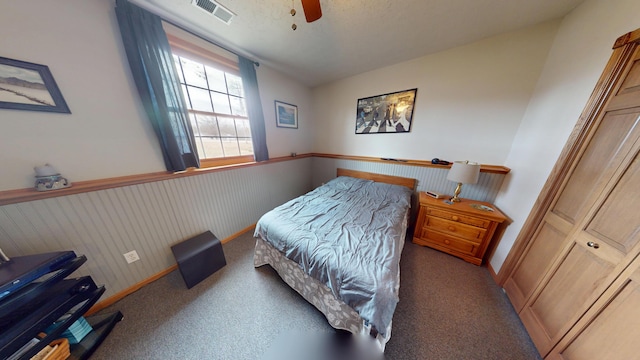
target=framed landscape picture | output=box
[355,88,416,134]
[275,100,298,129]
[0,56,70,113]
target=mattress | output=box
[253,175,412,340]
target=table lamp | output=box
[446,160,480,202]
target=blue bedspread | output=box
[254,176,412,336]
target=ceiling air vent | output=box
[193,0,216,14]
[191,0,235,25]
[213,6,234,24]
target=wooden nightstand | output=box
[412,192,507,265]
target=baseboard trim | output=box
[487,261,499,284]
[220,224,256,245]
[85,224,256,316]
[85,265,177,316]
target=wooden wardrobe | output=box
[501,28,640,359]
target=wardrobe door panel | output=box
[528,244,614,342]
[549,265,640,360]
[587,155,640,253]
[551,110,639,224]
[610,57,640,109]
[505,223,567,310]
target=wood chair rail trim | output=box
[0,153,509,206]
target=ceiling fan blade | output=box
[300,0,322,23]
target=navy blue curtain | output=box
[115,0,199,172]
[238,56,269,162]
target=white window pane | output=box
[182,85,191,108]
[226,74,244,97]
[173,55,184,83]
[221,138,240,157]
[235,118,251,137]
[205,66,227,93]
[188,86,213,112]
[193,136,205,159]
[201,137,224,158]
[195,114,219,137]
[210,92,231,114]
[189,113,200,136]
[217,117,237,137]
[180,57,208,88]
[229,96,246,116]
[239,138,254,155]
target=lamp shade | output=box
[447,161,480,184]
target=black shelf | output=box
[0,252,120,360]
[0,277,104,359]
[69,311,124,360]
[0,251,76,300]
[0,256,87,320]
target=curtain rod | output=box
[162,18,260,67]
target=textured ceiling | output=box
[133,0,586,87]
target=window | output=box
[163,22,256,167]
[172,54,253,166]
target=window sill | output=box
[199,155,255,168]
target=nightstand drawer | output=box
[424,216,486,241]
[420,229,480,256]
[426,208,490,228]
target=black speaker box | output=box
[171,231,226,289]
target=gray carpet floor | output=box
[89,231,541,360]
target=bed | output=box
[253,168,415,349]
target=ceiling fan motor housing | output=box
[301,0,322,23]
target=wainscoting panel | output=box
[311,157,506,203]
[0,158,312,298]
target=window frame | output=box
[166,31,255,168]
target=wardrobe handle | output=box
[587,241,600,249]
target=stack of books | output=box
[60,317,92,344]
[45,316,93,345]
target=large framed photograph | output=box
[355,88,416,134]
[275,100,298,129]
[0,56,70,113]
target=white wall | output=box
[0,0,163,191]
[311,21,560,165]
[0,0,313,192]
[490,0,640,273]
[257,65,314,158]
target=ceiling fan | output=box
[300,0,322,23]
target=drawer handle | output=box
[587,241,600,249]
[451,216,459,221]
[448,226,456,232]
[444,239,450,245]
